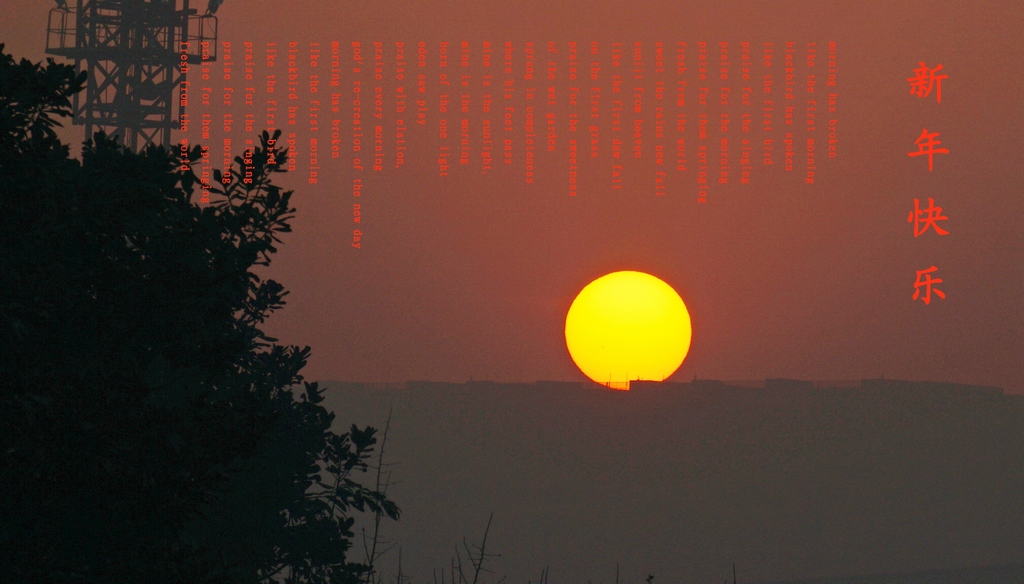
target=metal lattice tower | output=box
[45,0,217,152]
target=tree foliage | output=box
[0,44,398,583]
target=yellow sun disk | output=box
[565,271,692,386]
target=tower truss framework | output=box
[46,0,217,152]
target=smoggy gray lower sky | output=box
[324,381,1024,583]
[3,0,1022,391]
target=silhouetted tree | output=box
[0,44,398,583]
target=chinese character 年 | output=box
[908,128,949,171]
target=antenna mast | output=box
[45,0,218,152]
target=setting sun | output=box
[565,271,692,390]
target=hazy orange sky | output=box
[4,0,1022,392]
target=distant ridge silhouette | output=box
[750,561,1024,584]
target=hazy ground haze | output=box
[321,379,1024,584]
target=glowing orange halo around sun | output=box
[564,271,693,390]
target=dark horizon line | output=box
[316,377,1014,394]
[750,560,1024,584]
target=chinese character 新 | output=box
[908,62,947,104]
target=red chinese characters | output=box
[907,197,949,237]
[912,266,945,305]
[906,61,950,305]
[907,61,946,104]
[907,128,949,172]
